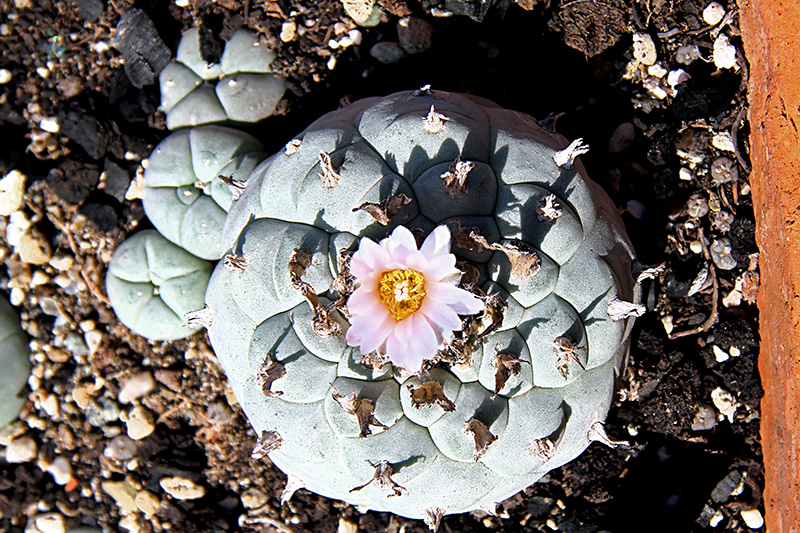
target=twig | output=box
[668,229,719,339]
[731,105,751,175]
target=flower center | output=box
[378,269,426,321]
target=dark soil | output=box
[0,1,762,532]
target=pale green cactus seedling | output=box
[201,89,643,525]
[159,28,286,130]
[106,230,212,341]
[143,125,265,260]
[0,296,30,427]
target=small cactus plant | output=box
[159,28,286,130]
[143,125,265,260]
[0,296,30,427]
[106,230,212,341]
[203,89,639,521]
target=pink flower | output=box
[345,225,484,373]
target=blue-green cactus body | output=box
[0,297,30,427]
[204,90,636,519]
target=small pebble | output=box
[712,345,730,362]
[28,512,66,533]
[135,490,161,518]
[125,405,155,440]
[5,435,38,463]
[41,394,60,418]
[703,2,726,25]
[370,42,406,64]
[710,238,737,270]
[608,122,635,153]
[280,21,296,42]
[397,17,434,54]
[338,518,358,533]
[686,192,709,218]
[0,68,11,84]
[241,488,268,509]
[675,44,701,65]
[101,480,138,514]
[175,0,189,6]
[632,33,657,65]
[711,387,738,422]
[104,435,138,461]
[713,34,738,70]
[159,476,206,500]
[0,170,26,216]
[118,372,156,404]
[49,255,74,271]
[740,508,764,529]
[46,456,73,485]
[84,330,103,355]
[17,230,52,265]
[691,405,717,431]
[39,118,59,133]
[679,167,693,181]
[709,510,725,527]
[712,131,736,152]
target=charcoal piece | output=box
[46,161,100,204]
[102,159,131,202]
[113,8,172,88]
[80,202,118,232]
[74,0,104,22]
[61,112,109,160]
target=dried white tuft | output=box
[537,194,562,222]
[553,138,589,169]
[528,437,556,460]
[413,84,432,96]
[606,297,646,321]
[713,34,738,70]
[588,421,628,448]
[184,305,213,329]
[318,151,341,188]
[223,252,248,273]
[280,474,304,505]
[284,139,302,155]
[423,507,444,532]
[251,430,283,459]
[423,105,449,134]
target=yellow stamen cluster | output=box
[378,269,426,321]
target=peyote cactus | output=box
[159,28,286,130]
[203,89,641,522]
[106,230,212,341]
[143,125,265,260]
[0,296,30,427]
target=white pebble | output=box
[709,510,724,527]
[118,372,156,404]
[703,2,726,25]
[632,33,658,65]
[39,118,59,133]
[104,435,138,461]
[101,480,138,514]
[136,490,161,518]
[711,387,738,422]
[28,512,66,533]
[46,456,73,485]
[740,509,764,529]
[712,132,736,152]
[647,64,667,78]
[712,345,729,362]
[175,0,189,6]
[5,435,38,463]
[675,44,701,65]
[730,347,741,357]
[713,34,738,70]
[160,476,206,500]
[125,405,155,440]
[0,169,26,216]
[0,69,11,84]
[36,67,50,79]
[679,167,693,181]
[84,329,103,356]
[41,394,60,418]
[280,21,296,42]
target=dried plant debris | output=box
[588,421,628,448]
[184,305,213,329]
[251,430,283,459]
[552,336,586,379]
[454,224,541,279]
[407,381,456,412]
[423,507,444,532]
[352,193,411,225]
[257,352,286,397]
[529,437,556,461]
[537,194,563,222]
[218,174,246,201]
[633,261,666,283]
[552,138,589,169]
[317,151,341,188]
[479,292,507,338]
[331,250,356,309]
[350,460,406,497]
[361,350,390,370]
[223,252,248,273]
[284,139,302,155]
[493,351,528,396]
[413,84,433,96]
[423,105,450,133]
[606,297,646,321]
[280,474,304,505]
[440,157,475,198]
[331,385,389,437]
[465,418,497,461]
[289,250,342,337]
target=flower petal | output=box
[350,237,390,279]
[420,298,462,332]
[420,253,458,282]
[385,316,425,373]
[347,285,382,315]
[409,315,439,362]
[428,284,484,315]
[420,225,452,261]
[351,312,395,354]
[386,225,418,263]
